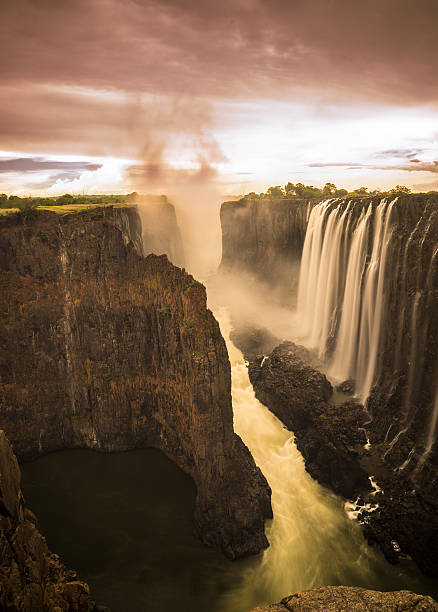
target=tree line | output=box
[0,192,139,211]
[242,182,423,200]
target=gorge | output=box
[220,193,438,575]
[1,194,437,611]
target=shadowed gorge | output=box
[0,205,272,566]
[0,194,437,611]
[2,0,438,609]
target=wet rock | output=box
[247,341,371,499]
[250,586,438,611]
[336,379,355,394]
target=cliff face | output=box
[0,206,271,560]
[221,195,438,476]
[221,194,438,574]
[0,430,92,611]
[220,198,310,293]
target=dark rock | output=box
[336,379,355,394]
[0,206,271,561]
[250,585,438,611]
[247,341,371,499]
[230,325,280,361]
[220,198,310,293]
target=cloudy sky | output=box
[1,0,438,195]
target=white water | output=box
[295,198,396,402]
[210,306,431,611]
[425,388,438,459]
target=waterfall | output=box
[295,198,396,401]
[210,305,433,611]
[425,387,438,458]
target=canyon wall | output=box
[0,206,271,560]
[220,194,438,574]
[220,194,438,477]
[220,198,310,293]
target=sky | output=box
[1,0,438,196]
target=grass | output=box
[0,203,130,216]
[37,203,128,215]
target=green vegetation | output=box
[240,182,433,201]
[0,192,139,214]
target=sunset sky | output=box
[1,0,438,196]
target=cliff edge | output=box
[0,206,271,560]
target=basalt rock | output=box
[222,193,438,575]
[242,336,438,575]
[247,341,371,499]
[0,206,271,561]
[220,198,311,294]
[250,586,438,612]
[0,429,92,611]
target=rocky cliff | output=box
[220,195,438,478]
[247,342,371,500]
[0,429,92,611]
[221,194,438,575]
[250,586,438,612]
[220,198,310,293]
[0,206,271,561]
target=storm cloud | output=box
[1,0,437,192]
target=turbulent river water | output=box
[21,306,438,612]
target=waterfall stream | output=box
[210,305,435,611]
[295,198,396,401]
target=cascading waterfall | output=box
[425,387,438,459]
[210,306,435,611]
[295,198,396,402]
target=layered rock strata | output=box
[0,206,271,560]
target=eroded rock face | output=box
[250,586,438,612]
[0,207,271,560]
[247,341,371,499]
[242,335,438,575]
[220,198,311,294]
[0,430,92,611]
